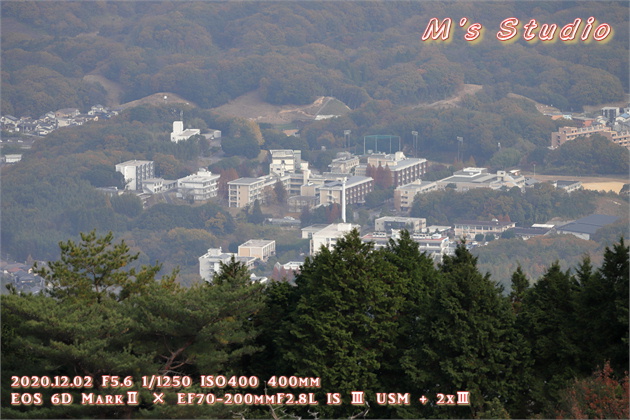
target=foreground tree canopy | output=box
[2,231,628,418]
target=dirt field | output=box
[412,84,483,110]
[212,90,347,124]
[531,174,629,185]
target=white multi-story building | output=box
[269,149,301,176]
[177,169,220,201]
[171,120,200,143]
[361,231,451,263]
[115,160,154,191]
[302,223,360,255]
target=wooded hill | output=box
[2,1,627,117]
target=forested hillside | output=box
[2,231,628,418]
[2,1,627,117]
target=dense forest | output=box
[2,230,628,419]
[2,1,627,117]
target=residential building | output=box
[238,239,276,261]
[375,216,426,233]
[454,219,516,239]
[551,125,630,149]
[177,169,220,201]
[304,223,360,255]
[171,120,200,143]
[269,149,301,176]
[228,174,290,208]
[199,248,255,282]
[318,176,374,207]
[394,179,438,211]
[556,214,619,240]
[115,160,154,191]
[362,152,428,187]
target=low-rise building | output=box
[454,219,516,239]
[115,160,154,191]
[3,154,22,164]
[554,180,582,193]
[171,120,200,143]
[199,248,255,282]
[394,179,439,211]
[177,169,220,201]
[556,214,619,240]
[238,239,276,261]
[436,168,525,192]
[375,216,426,233]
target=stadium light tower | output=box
[411,131,418,157]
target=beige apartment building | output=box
[228,174,290,208]
[394,179,439,211]
[551,125,630,148]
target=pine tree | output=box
[509,265,529,315]
[409,244,530,418]
[281,230,405,418]
[248,199,265,225]
[577,239,629,375]
[518,262,582,415]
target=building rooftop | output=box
[455,219,516,227]
[557,214,619,235]
[240,239,275,248]
[228,177,263,186]
[320,175,373,189]
[117,159,152,167]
